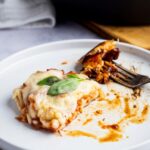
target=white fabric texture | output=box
[0,0,56,28]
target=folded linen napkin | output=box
[0,0,56,28]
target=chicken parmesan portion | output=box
[13,69,103,132]
[79,40,120,83]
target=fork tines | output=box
[110,61,150,88]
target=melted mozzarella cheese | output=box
[13,69,102,131]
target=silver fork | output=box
[110,61,150,88]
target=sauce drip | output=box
[124,97,131,116]
[94,110,102,116]
[97,120,122,142]
[82,118,93,126]
[99,129,122,142]
[98,121,120,131]
[65,130,97,139]
[131,105,149,124]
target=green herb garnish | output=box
[37,74,84,96]
[67,74,80,79]
[47,77,83,96]
[37,76,60,86]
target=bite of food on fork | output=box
[78,40,150,88]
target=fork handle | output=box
[145,78,150,84]
[141,78,150,86]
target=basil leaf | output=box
[67,74,80,79]
[47,78,82,96]
[37,76,60,86]
[67,74,85,81]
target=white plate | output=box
[0,39,150,150]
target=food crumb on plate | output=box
[61,60,68,65]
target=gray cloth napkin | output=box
[0,0,56,28]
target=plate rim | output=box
[0,39,150,67]
[0,39,150,150]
